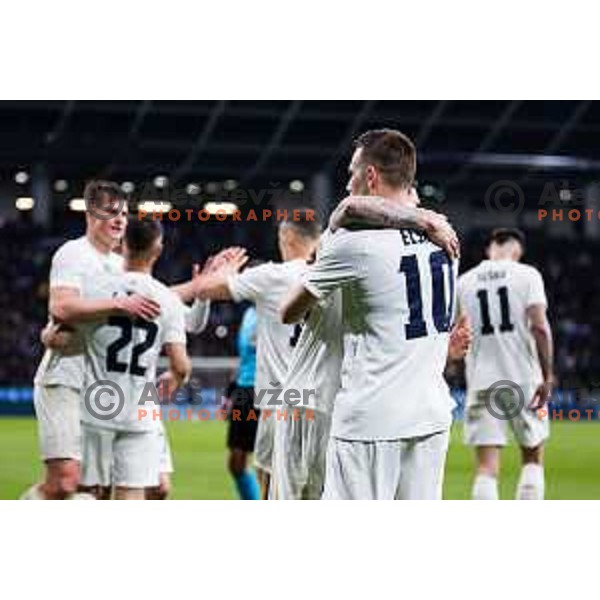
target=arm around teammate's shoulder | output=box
[50,286,160,324]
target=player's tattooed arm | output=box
[329,194,460,259]
[527,303,555,409]
[50,287,160,324]
[280,283,318,324]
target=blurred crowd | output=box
[1,213,598,395]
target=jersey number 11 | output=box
[476,287,514,335]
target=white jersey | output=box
[283,289,343,415]
[34,236,124,390]
[457,259,547,391]
[283,233,344,415]
[79,271,187,432]
[304,228,457,441]
[228,260,307,406]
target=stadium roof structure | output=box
[1,100,599,207]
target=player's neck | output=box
[376,187,414,207]
[488,253,517,262]
[125,259,152,274]
[86,232,114,255]
[284,245,314,262]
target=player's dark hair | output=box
[125,217,163,257]
[280,207,321,240]
[84,180,125,209]
[354,129,417,189]
[487,227,526,249]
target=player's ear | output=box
[366,165,378,193]
[153,238,163,260]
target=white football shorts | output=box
[159,423,174,474]
[33,384,81,461]
[81,423,161,488]
[254,414,275,474]
[271,409,331,500]
[464,384,549,449]
[322,429,450,500]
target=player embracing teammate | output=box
[278,129,470,500]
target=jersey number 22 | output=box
[106,316,159,376]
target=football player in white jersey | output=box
[457,228,553,500]
[23,180,223,500]
[147,251,242,500]
[280,129,458,500]
[274,195,466,500]
[21,181,162,500]
[78,217,191,499]
[195,210,320,498]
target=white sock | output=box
[20,484,45,500]
[472,474,498,500]
[516,464,544,500]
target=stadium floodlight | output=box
[54,179,68,192]
[223,179,238,192]
[421,184,436,198]
[15,171,29,185]
[204,201,238,215]
[69,198,86,211]
[138,200,172,213]
[15,197,35,211]
[559,189,572,201]
[215,325,228,339]
[289,179,304,192]
[186,183,201,196]
[153,175,169,189]
[121,181,135,194]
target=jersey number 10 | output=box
[399,250,455,340]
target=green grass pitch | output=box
[1,418,599,499]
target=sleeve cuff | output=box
[49,279,82,290]
[226,275,243,303]
[302,279,323,300]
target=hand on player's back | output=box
[418,209,460,259]
[116,294,161,321]
[40,322,80,354]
